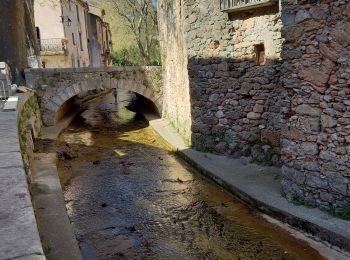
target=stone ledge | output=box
[146,115,350,254]
[0,94,45,259]
[24,66,161,74]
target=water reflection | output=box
[55,91,323,260]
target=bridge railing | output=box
[219,0,278,12]
[39,38,68,55]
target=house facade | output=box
[158,0,350,209]
[87,5,112,67]
[34,0,111,68]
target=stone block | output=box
[329,176,348,196]
[321,115,337,128]
[305,174,328,189]
[281,166,306,185]
[295,104,321,117]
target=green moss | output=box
[288,194,350,221]
[18,93,42,172]
[233,143,241,152]
[43,245,53,258]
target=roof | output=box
[88,4,105,18]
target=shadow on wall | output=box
[182,0,350,208]
[188,56,287,165]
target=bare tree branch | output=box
[108,0,158,64]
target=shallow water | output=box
[55,92,324,259]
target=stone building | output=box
[87,5,113,67]
[35,0,90,68]
[158,0,350,209]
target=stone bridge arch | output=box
[25,67,163,126]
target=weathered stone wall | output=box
[184,1,284,162]
[18,92,43,180]
[158,0,350,208]
[25,67,162,126]
[158,0,192,141]
[280,0,350,208]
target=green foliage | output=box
[291,195,317,208]
[248,136,269,146]
[112,47,140,66]
[322,207,350,221]
[233,143,241,152]
[289,194,350,221]
[112,43,161,66]
[43,245,53,257]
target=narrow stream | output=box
[53,92,323,259]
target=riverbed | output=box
[53,92,324,259]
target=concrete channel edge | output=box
[0,93,45,259]
[146,115,350,255]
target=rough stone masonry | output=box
[158,0,350,208]
[280,0,350,208]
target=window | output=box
[71,55,75,68]
[36,27,41,40]
[72,33,76,45]
[76,5,80,23]
[79,32,83,51]
[254,44,265,65]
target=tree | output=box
[108,0,158,64]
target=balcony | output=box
[220,0,278,12]
[39,38,68,55]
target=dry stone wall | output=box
[158,0,350,208]
[184,1,284,162]
[280,0,350,208]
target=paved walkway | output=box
[0,95,44,259]
[147,115,350,254]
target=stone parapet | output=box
[0,93,44,259]
[25,66,163,126]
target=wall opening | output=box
[254,43,265,65]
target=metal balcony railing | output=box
[220,0,278,12]
[39,38,68,54]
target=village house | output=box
[87,5,113,67]
[34,0,111,68]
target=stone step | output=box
[3,96,18,111]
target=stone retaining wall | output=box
[185,1,284,162]
[159,0,284,161]
[280,0,350,208]
[18,92,43,177]
[0,93,44,259]
[158,0,350,208]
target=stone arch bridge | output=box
[25,67,163,126]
